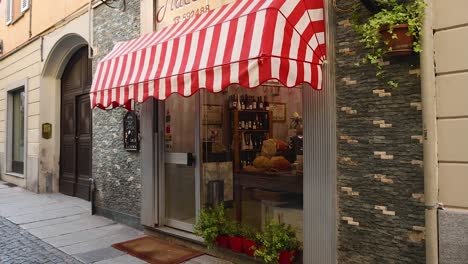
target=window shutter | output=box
[5,0,12,25]
[20,0,29,12]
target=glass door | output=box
[162,94,200,232]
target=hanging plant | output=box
[352,0,426,87]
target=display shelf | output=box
[238,129,269,132]
[232,109,269,113]
[230,109,273,172]
[240,149,262,152]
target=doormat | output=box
[112,236,204,264]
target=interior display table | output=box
[234,171,303,221]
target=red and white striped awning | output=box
[91,0,326,109]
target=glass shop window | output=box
[200,83,304,242]
[8,88,25,174]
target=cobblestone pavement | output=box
[0,216,82,264]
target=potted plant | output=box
[254,221,300,264]
[225,221,244,253]
[194,204,229,249]
[241,225,258,257]
[352,0,426,87]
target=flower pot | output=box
[229,236,243,253]
[379,24,414,57]
[242,238,257,256]
[215,235,230,248]
[279,250,296,264]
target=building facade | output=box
[0,0,92,197]
[89,0,424,263]
[2,0,468,263]
[431,1,468,263]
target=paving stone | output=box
[185,255,233,264]
[20,214,87,230]
[58,229,143,255]
[93,254,147,264]
[43,223,123,248]
[7,206,89,225]
[27,214,114,239]
[73,247,124,263]
[0,215,82,264]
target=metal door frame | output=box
[157,93,201,232]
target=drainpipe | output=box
[88,0,96,215]
[88,0,94,59]
[28,0,32,38]
[420,0,438,263]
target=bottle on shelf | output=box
[264,96,269,110]
[258,96,263,109]
[252,97,257,110]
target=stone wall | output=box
[334,1,425,263]
[92,0,142,226]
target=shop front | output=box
[91,0,336,262]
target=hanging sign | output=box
[156,0,235,30]
[123,112,140,152]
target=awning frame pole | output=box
[420,0,438,263]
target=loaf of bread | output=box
[253,156,272,169]
[271,156,292,171]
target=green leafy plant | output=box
[224,220,242,237]
[254,221,300,264]
[241,225,258,241]
[352,0,426,87]
[193,204,228,248]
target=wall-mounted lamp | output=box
[100,0,126,11]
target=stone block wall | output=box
[92,0,142,226]
[334,1,425,263]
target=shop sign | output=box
[156,0,235,30]
[123,112,140,152]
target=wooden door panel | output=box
[60,97,76,196]
[60,47,92,201]
[62,101,75,135]
[78,97,91,134]
[76,95,91,200]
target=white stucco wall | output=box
[433,0,468,208]
[0,11,89,192]
[0,39,41,190]
[38,12,90,193]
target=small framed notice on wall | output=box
[123,112,140,152]
[202,104,223,125]
[269,103,287,122]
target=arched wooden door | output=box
[60,47,92,201]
